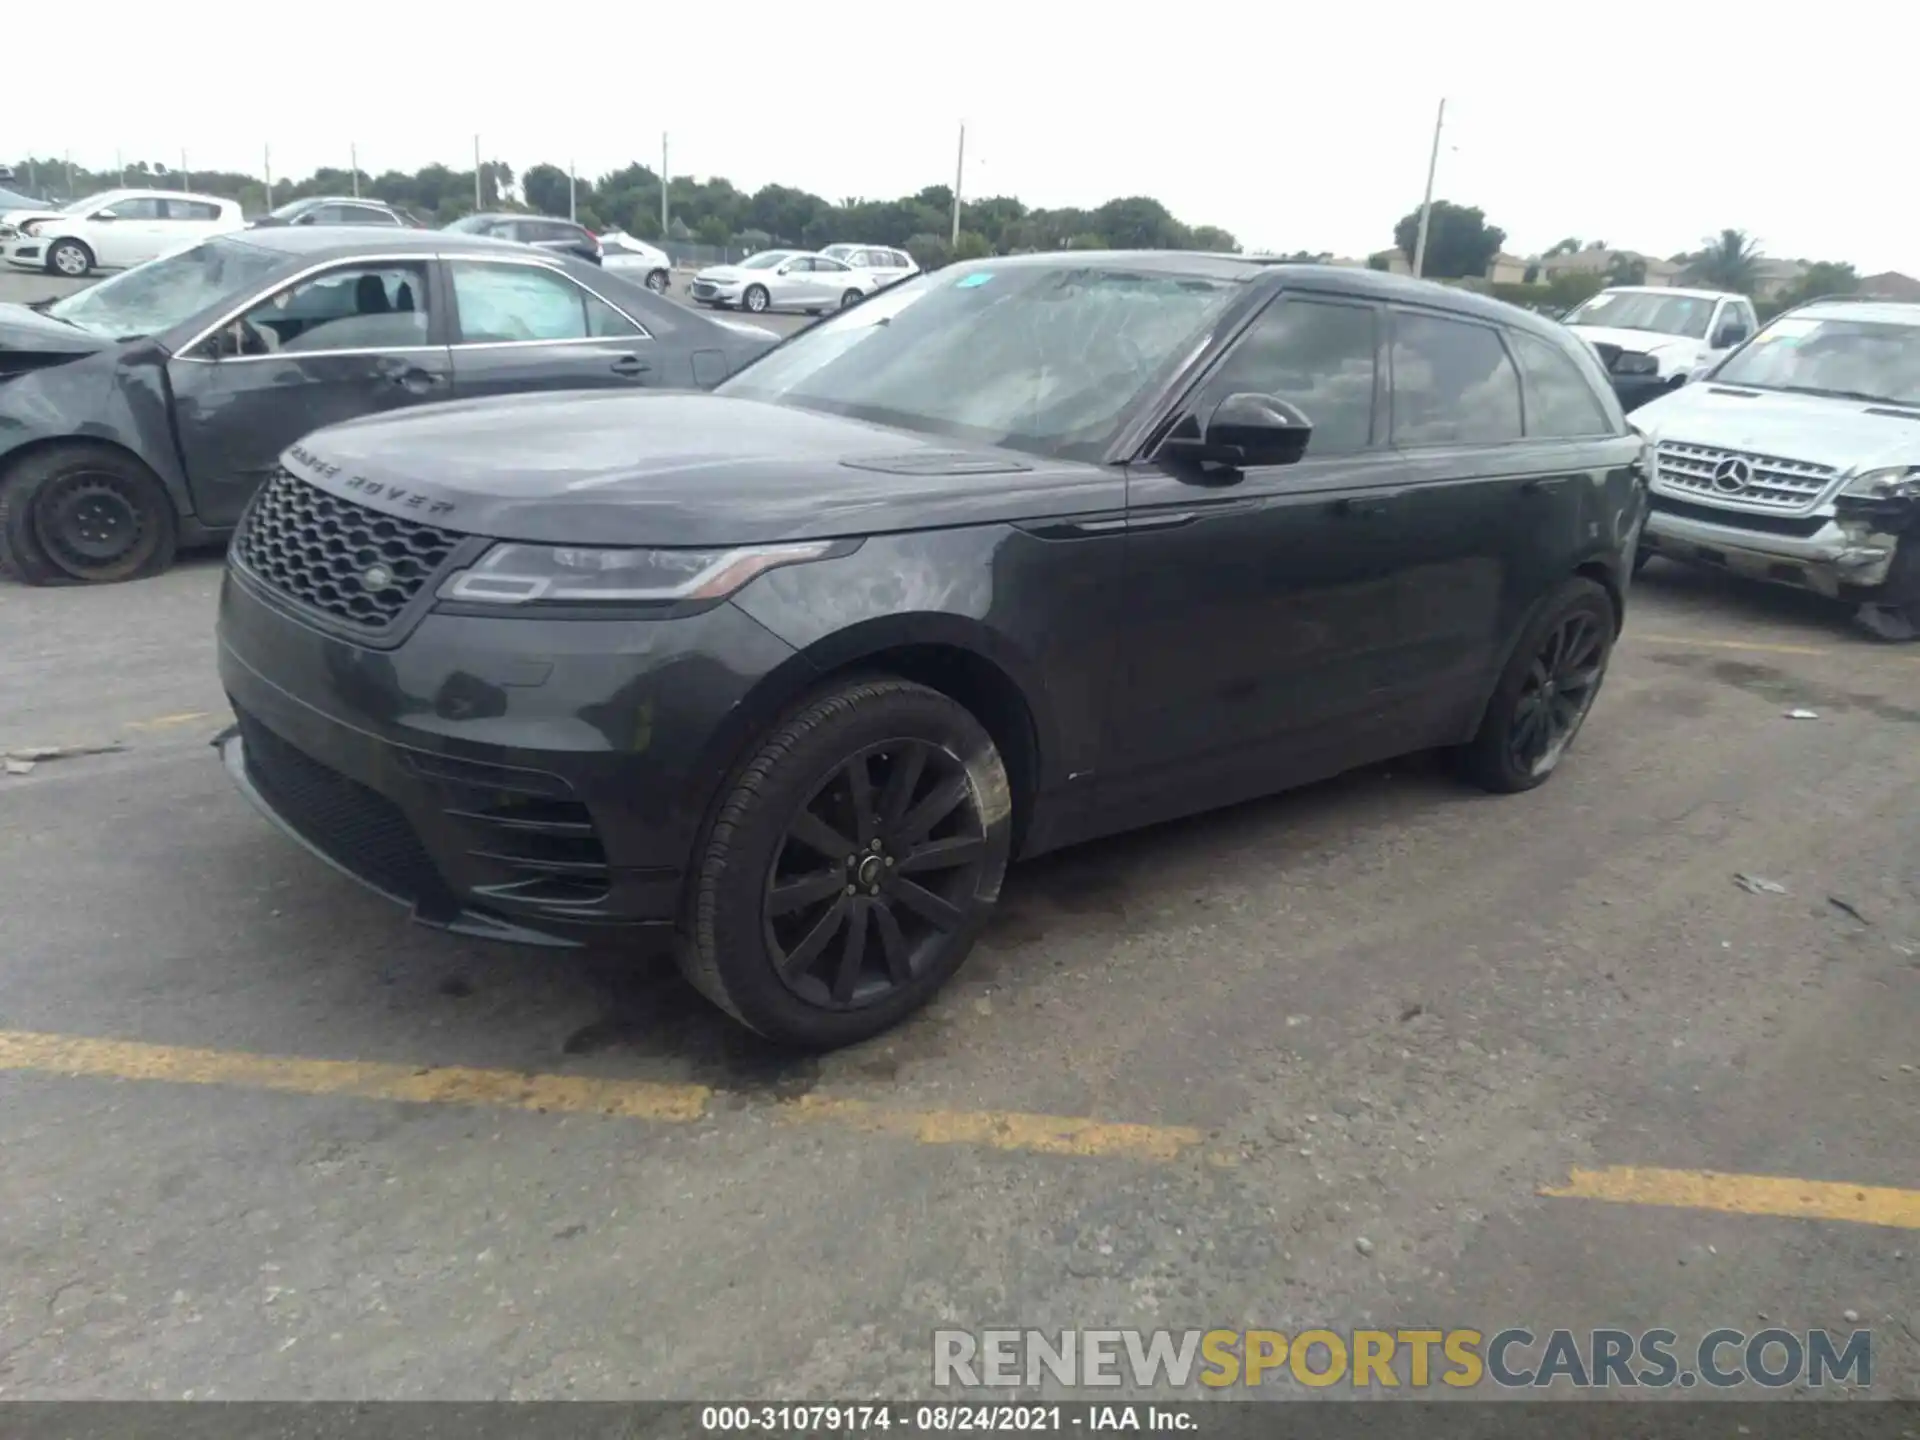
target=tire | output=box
[1631,546,1654,577]
[646,268,670,294]
[676,677,1015,1049]
[743,284,770,314]
[47,238,93,278]
[840,289,863,310]
[0,444,178,586]
[1854,537,1920,643]
[1460,578,1616,794]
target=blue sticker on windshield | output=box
[955,272,992,288]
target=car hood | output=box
[1632,382,1920,473]
[1570,324,1703,364]
[0,303,116,372]
[279,391,1119,548]
[1,208,65,229]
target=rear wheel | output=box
[47,238,93,278]
[0,444,178,586]
[1855,537,1920,643]
[676,678,1014,1048]
[743,284,770,314]
[840,289,864,309]
[645,268,670,294]
[1461,578,1615,794]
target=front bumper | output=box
[1643,494,1901,598]
[2,239,43,268]
[216,565,806,947]
[688,280,743,305]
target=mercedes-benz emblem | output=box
[1711,457,1752,494]
[361,563,395,593]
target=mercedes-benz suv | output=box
[1633,297,1920,639]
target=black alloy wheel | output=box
[743,284,770,314]
[765,739,992,1011]
[0,445,178,586]
[840,289,863,309]
[1461,577,1615,794]
[677,678,1014,1048]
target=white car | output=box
[688,249,880,315]
[1,189,245,278]
[598,230,674,294]
[820,242,919,289]
[1560,285,1757,396]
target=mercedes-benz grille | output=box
[235,467,463,632]
[1653,442,1838,515]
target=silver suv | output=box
[1632,298,1920,638]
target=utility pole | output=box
[350,143,360,197]
[180,149,189,192]
[950,122,965,248]
[1411,98,1446,279]
[473,135,482,210]
[568,160,576,221]
[63,151,73,198]
[264,145,273,208]
[116,149,125,186]
[660,132,670,238]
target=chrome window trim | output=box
[172,251,445,361]
[444,253,653,343]
[182,345,446,366]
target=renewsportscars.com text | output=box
[932,1327,1872,1391]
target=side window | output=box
[218,262,432,356]
[1718,302,1754,345]
[1389,310,1523,446]
[306,205,350,225]
[450,262,642,342]
[106,197,163,220]
[787,257,814,272]
[818,257,851,273]
[1510,330,1613,438]
[168,200,223,222]
[345,204,398,226]
[1202,298,1377,456]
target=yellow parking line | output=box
[1633,634,1832,658]
[125,711,215,731]
[0,1029,1200,1164]
[1542,1165,1920,1230]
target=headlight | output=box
[20,220,44,237]
[438,541,835,605]
[1839,466,1920,500]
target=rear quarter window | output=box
[1510,330,1614,438]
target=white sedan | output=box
[597,230,675,293]
[820,243,919,289]
[687,249,880,315]
[1,188,245,277]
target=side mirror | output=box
[1161,393,1314,473]
[91,209,119,221]
[775,264,794,275]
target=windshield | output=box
[1563,290,1715,340]
[266,198,315,221]
[46,237,285,339]
[441,214,492,233]
[820,245,857,262]
[1708,314,1920,407]
[61,191,118,215]
[740,251,796,270]
[719,262,1241,462]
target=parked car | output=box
[210,252,1644,1048]
[598,230,673,293]
[442,212,601,265]
[0,229,779,586]
[689,249,880,314]
[820,243,919,289]
[1561,285,1756,411]
[0,189,245,277]
[0,185,50,216]
[251,195,411,229]
[1632,296,1920,639]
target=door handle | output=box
[610,355,651,377]
[1332,494,1393,518]
[387,366,445,394]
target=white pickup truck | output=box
[1562,285,1758,411]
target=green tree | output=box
[1776,260,1858,308]
[903,233,951,270]
[1687,229,1764,293]
[522,164,574,218]
[952,230,992,262]
[1390,201,1506,279]
[1545,237,1581,257]
[1188,225,1241,253]
[1366,250,1396,272]
[1605,253,1647,286]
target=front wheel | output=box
[0,444,178,586]
[743,284,770,314]
[645,268,670,294]
[676,677,1014,1048]
[47,238,93,278]
[1460,578,1616,794]
[840,289,864,310]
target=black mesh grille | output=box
[236,708,452,908]
[236,468,463,632]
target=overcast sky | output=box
[10,2,1911,274]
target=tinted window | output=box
[1203,298,1377,456]
[1510,330,1611,438]
[169,200,223,222]
[817,257,851,273]
[306,205,351,225]
[104,196,163,220]
[450,261,641,342]
[787,257,815,272]
[343,204,398,226]
[1389,310,1523,445]
[228,262,432,355]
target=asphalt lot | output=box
[1,266,1918,1402]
